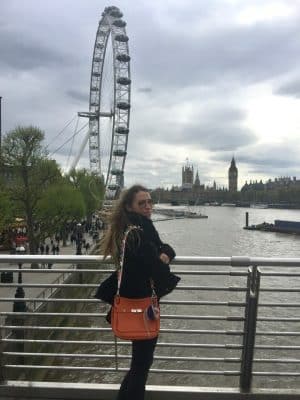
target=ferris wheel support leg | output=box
[69,128,91,172]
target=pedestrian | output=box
[39,243,45,255]
[70,233,75,246]
[55,244,60,255]
[39,243,46,268]
[45,244,49,255]
[51,244,56,255]
[85,242,90,254]
[99,184,180,400]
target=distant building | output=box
[265,176,300,190]
[152,158,236,204]
[193,170,205,192]
[228,157,238,192]
[242,176,300,192]
[182,161,194,190]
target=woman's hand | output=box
[159,252,170,264]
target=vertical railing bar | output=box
[240,265,260,391]
[114,335,119,371]
[240,268,251,389]
[250,265,257,293]
[0,318,5,383]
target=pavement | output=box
[0,233,97,316]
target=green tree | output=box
[0,189,15,232]
[2,126,61,253]
[67,168,105,218]
[36,181,86,245]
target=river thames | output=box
[154,205,300,257]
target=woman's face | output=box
[128,190,153,218]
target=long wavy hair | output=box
[100,184,149,265]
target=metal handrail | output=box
[0,255,300,395]
[0,254,300,266]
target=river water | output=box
[154,204,300,257]
[46,205,300,388]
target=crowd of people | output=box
[1,215,106,267]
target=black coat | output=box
[95,212,180,306]
[119,212,180,298]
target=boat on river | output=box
[244,219,300,234]
[183,210,208,218]
[153,208,208,219]
[250,203,268,209]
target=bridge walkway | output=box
[0,255,299,399]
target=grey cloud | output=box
[125,155,181,187]
[213,142,300,172]
[132,15,300,90]
[275,78,300,98]
[66,89,89,103]
[2,0,300,189]
[137,87,152,93]
[191,124,255,151]
[141,106,257,151]
[244,141,298,169]
[239,155,297,169]
[0,29,67,71]
[149,122,254,151]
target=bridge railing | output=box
[0,255,300,399]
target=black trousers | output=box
[116,336,158,400]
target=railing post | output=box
[240,265,260,391]
[0,319,5,383]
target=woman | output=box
[101,184,180,400]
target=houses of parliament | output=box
[152,158,238,204]
[151,157,300,205]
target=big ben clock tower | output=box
[228,157,238,192]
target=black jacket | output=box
[119,212,180,298]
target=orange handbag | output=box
[111,294,160,340]
[111,226,160,340]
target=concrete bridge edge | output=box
[0,382,299,400]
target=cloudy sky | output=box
[1,0,300,189]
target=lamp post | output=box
[13,245,26,313]
[12,245,26,365]
[75,223,83,255]
[0,96,2,157]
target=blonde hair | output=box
[100,185,148,265]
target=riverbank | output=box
[0,233,97,314]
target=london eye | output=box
[76,6,131,200]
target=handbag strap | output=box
[116,225,156,296]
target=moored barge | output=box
[244,219,300,234]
